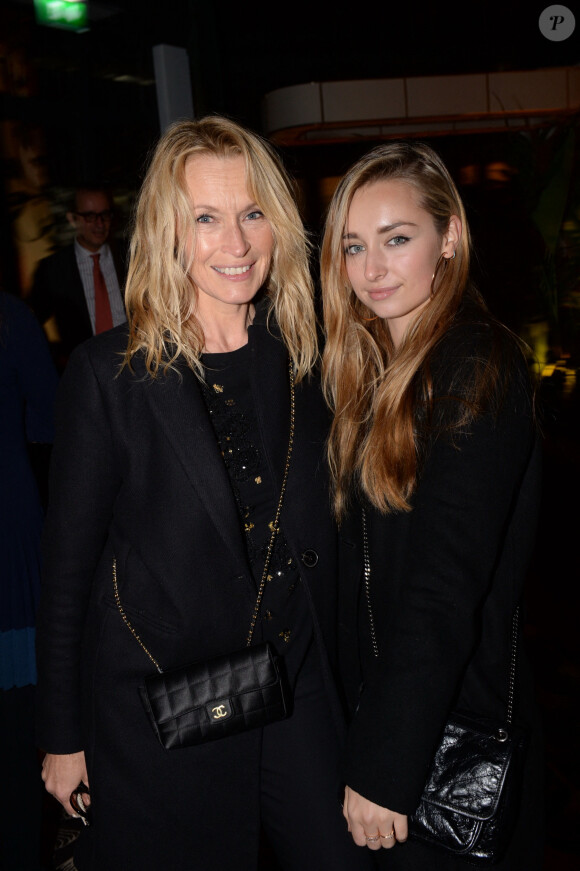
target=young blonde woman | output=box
[36,116,371,871]
[321,142,543,869]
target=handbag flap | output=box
[143,642,281,725]
[420,717,515,821]
[138,641,290,749]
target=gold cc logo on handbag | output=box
[211,704,229,719]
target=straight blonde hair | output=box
[320,141,500,519]
[123,116,317,380]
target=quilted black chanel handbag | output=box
[361,509,527,864]
[113,362,296,750]
[137,641,290,749]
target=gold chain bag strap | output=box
[113,360,295,750]
[361,508,527,864]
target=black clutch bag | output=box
[138,641,291,749]
[113,360,296,750]
[361,509,527,864]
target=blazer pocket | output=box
[102,592,179,635]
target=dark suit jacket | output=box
[29,244,125,366]
[337,316,542,854]
[36,307,343,867]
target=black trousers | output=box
[260,645,372,871]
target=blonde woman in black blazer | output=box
[36,117,371,871]
[321,142,542,869]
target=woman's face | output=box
[183,153,274,320]
[343,178,459,347]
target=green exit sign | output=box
[34,0,88,32]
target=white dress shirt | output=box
[74,239,126,333]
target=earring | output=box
[444,251,456,261]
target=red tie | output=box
[91,253,113,334]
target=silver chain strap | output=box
[361,507,519,734]
[505,607,519,727]
[361,507,379,659]
[113,358,296,672]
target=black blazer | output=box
[337,317,542,821]
[35,308,342,866]
[29,244,125,364]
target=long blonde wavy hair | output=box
[321,141,482,518]
[123,116,317,381]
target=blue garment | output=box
[0,292,57,688]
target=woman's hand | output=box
[343,785,408,850]
[41,751,90,817]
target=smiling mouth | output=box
[213,264,252,276]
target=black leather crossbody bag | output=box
[361,508,526,864]
[112,361,296,750]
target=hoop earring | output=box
[445,251,456,260]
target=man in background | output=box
[29,185,126,371]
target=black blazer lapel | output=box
[145,363,249,572]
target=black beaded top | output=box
[201,342,312,677]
